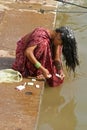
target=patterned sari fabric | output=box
[12,27,64,87]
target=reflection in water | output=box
[38,1,87,130]
[38,86,77,130]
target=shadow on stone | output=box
[0,57,15,70]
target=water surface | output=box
[37,1,87,130]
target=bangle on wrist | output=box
[34,62,41,69]
[54,60,62,70]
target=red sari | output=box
[12,27,64,87]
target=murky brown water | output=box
[37,1,87,130]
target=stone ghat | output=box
[0,0,57,130]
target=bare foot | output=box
[36,74,45,81]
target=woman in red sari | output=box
[12,26,79,87]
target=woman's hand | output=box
[36,68,52,80]
[59,69,65,80]
[56,69,65,80]
[42,68,52,79]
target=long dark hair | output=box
[55,26,79,72]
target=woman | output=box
[12,26,79,87]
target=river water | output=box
[37,1,87,130]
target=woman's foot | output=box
[36,74,45,81]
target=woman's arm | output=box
[54,45,63,70]
[25,46,52,78]
[54,45,65,79]
[25,45,38,65]
[54,45,62,62]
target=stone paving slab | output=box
[0,78,45,130]
[0,1,57,53]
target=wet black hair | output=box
[55,26,79,72]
